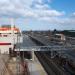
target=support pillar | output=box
[51,51,54,58]
[32,51,34,61]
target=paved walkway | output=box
[0,54,9,75]
[27,55,47,75]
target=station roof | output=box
[15,35,36,50]
[0,25,20,32]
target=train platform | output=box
[2,54,47,75]
[27,54,47,75]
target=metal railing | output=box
[15,45,75,51]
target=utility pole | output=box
[16,28,21,75]
[11,18,21,75]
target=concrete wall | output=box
[0,45,13,54]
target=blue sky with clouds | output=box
[0,0,75,30]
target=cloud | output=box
[72,12,75,15]
[71,12,75,17]
[35,10,65,17]
[38,15,75,26]
[31,0,51,9]
[0,0,65,18]
[1,0,75,28]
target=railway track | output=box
[35,52,69,75]
[29,34,75,75]
[45,52,74,75]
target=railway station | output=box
[0,0,75,75]
[0,25,75,75]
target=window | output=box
[3,35,7,37]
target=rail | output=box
[35,52,67,75]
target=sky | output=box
[0,0,75,31]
